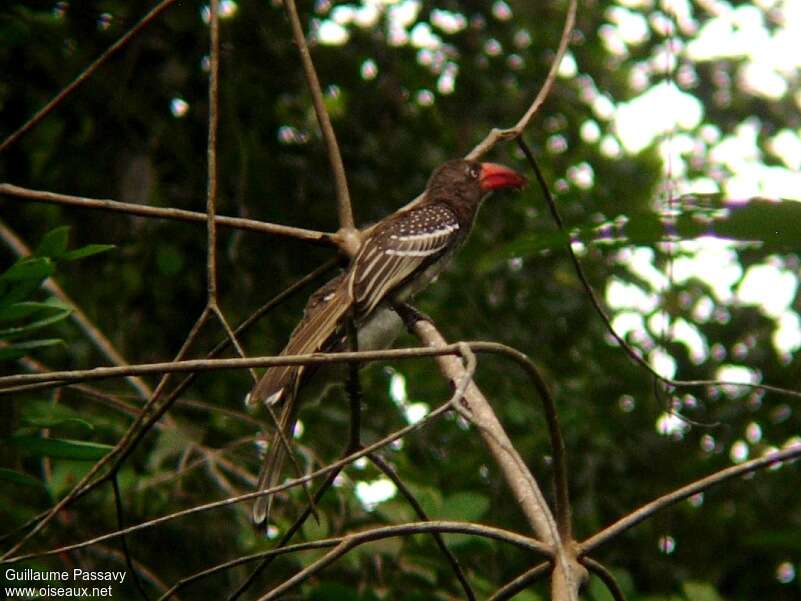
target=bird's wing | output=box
[349,203,460,316]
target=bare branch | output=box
[1,307,215,560]
[253,522,545,601]
[466,0,577,160]
[488,561,551,601]
[580,445,801,554]
[389,0,577,219]
[517,138,801,404]
[206,0,221,303]
[3,400,471,564]
[282,0,355,233]
[582,558,627,601]
[408,320,587,601]
[0,184,333,246]
[369,450,476,601]
[0,0,180,153]
[407,325,557,537]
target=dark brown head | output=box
[427,159,526,210]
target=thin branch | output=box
[0,0,180,153]
[488,561,551,601]
[0,345,473,390]
[282,0,354,233]
[4,399,470,564]
[369,452,476,601]
[582,558,627,601]
[253,522,546,601]
[227,446,347,601]
[517,137,801,404]
[211,305,257,382]
[387,0,576,219]
[111,474,151,601]
[85,543,179,600]
[206,0,221,303]
[0,217,152,400]
[163,523,544,601]
[1,307,214,560]
[465,0,577,160]
[580,444,801,554]
[2,263,333,553]
[175,258,339,409]
[0,184,333,246]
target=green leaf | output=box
[0,306,71,339]
[7,435,113,461]
[0,299,70,322]
[35,226,70,258]
[0,467,45,489]
[0,338,64,360]
[22,412,94,433]
[0,257,54,282]
[61,244,115,261]
[0,277,48,307]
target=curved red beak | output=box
[479,162,527,192]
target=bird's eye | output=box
[468,165,480,179]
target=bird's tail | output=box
[251,274,351,406]
[251,275,351,527]
[252,398,299,527]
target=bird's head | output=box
[427,159,526,207]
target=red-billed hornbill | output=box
[250,159,526,526]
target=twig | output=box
[282,0,354,233]
[582,558,627,601]
[1,307,214,560]
[580,444,801,553]
[0,184,333,246]
[516,137,801,404]
[4,399,460,564]
[0,0,180,153]
[388,0,576,218]
[488,561,551,601]
[167,523,544,601]
[206,0,221,304]
[112,474,151,601]
[253,522,546,601]
[369,452,476,601]
[465,0,577,161]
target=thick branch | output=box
[408,320,587,601]
[0,184,333,246]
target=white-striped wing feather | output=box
[350,204,460,315]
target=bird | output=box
[249,158,526,527]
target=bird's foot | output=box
[392,302,433,332]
